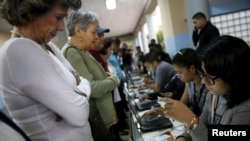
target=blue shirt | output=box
[108,51,123,82]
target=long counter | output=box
[124,79,185,141]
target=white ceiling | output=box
[0,0,149,39]
[81,0,147,38]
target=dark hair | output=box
[136,46,141,49]
[147,51,162,63]
[202,35,250,108]
[111,37,121,46]
[1,0,81,26]
[99,39,112,55]
[173,48,202,71]
[192,12,206,20]
[160,51,172,64]
[141,53,151,63]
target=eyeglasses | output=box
[197,70,219,85]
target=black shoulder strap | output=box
[0,111,31,141]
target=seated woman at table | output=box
[138,50,176,92]
[139,74,185,101]
[142,48,208,117]
[162,35,250,141]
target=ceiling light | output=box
[106,0,116,10]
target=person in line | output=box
[89,26,129,140]
[192,12,220,55]
[148,38,162,53]
[121,44,134,75]
[88,26,110,71]
[61,10,119,141]
[0,0,93,141]
[0,111,31,141]
[99,39,129,141]
[162,35,250,141]
[109,37,129,112]
[134,46,144,72]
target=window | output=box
[211,9,250,45]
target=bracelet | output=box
[186,115,199,132]
[190,116,196,125]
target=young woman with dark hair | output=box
[161,35,250,141]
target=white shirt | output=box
[0,37,93,141]
[107,61,121,103]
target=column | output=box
[137,31,144,52]
[141,25,149,53]
[157,0,190,58]
[57,18,69,48]
[184,0,210,47]
[145,14,157,43]
[133,37,139,47]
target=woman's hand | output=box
[139,94,149,102]
[162,92,173,98]
[175,137,187,141]
[159,98,195,125]
[166,131,175,141]
[71,70,80,85]
[74,91,87,97]
[106,72,111,77]
[138,84,146,90]
[141,107,164,118]
[55,114,63,122]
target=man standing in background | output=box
[192,12,220,55]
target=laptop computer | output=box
[128,98,173,133]
[135,99,161,111]
[132,88,153,98]
[126,73,144,88]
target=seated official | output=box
[139,74,185,102]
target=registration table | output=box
[124,83,185,141]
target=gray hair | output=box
[67,10,99,36]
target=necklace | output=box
[10,28,48,52]
[10,29,22,37]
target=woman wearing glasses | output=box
[161,35,250,141]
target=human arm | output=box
[192,29,199,46]
[180,86,189,105]
[63,47,118,99]
[145,83,161,92]
[141,107,165,118]
[7,39,89,126]
[159,98,205,141]
[108,53,124,82]
[139,92,164,102]
[175,93,212,141]
[161,76,185,100]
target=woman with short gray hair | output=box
[67,10,99,37]
[62,10,119,141]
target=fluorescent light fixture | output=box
[106,0,116,10]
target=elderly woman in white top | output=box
[0,0,92,141]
